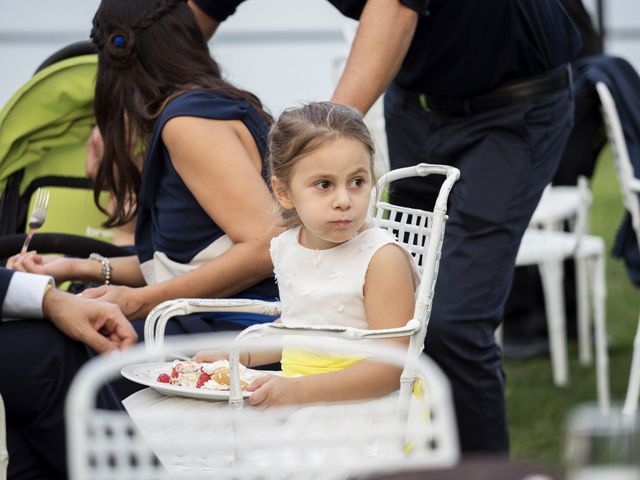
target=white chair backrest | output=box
[66,334,459,479]
[596,82,640,245]
[368,163,460,353]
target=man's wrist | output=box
[3,272,54,320]
[42,285,64,320]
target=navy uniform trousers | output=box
[384,82,574,453]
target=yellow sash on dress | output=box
[281,348,363,377]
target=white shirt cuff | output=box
[3,272,54,320]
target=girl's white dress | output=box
[272,226,419,376]
[122,226,421,474]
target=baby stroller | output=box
[0,41,130,261]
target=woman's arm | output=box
[118,116,281,319]
[248,244,417,406]
[7,252,146,287]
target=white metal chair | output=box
[528,179,597,366]
[596,82,640,417]
[514,176,610,410]
[0,395,7,480]
[66,333,460,479]
[146,164,459,410]
[530,182,585,232]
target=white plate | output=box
[121,362,266,401]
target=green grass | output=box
[505,147,640,469]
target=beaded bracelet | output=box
[89,253,112,285]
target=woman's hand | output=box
[80,284,148,320]
[7,251,77,283]
[247,375,303,408]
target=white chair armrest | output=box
[227,318,421,406]
[144,298,282,353]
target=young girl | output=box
[196,101,419,407]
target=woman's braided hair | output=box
[90,0,272,228]
[90,0,186,70]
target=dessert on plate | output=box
[156,359,249,390]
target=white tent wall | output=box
[1,1,639,114]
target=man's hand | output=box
[43,288,137,353]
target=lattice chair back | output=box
[66,334,459,479]
[367,163,459,399]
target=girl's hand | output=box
[193,350,253,366]
[7,251,77,283]
[193,351,228,363]
[79,284,147,320]
[247,375,302,408]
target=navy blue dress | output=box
[134,90,278,334]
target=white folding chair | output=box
[0,395,7,480]
[596,82,640,417]
[530,183,585,233]
[66,334,460,479]
[527,179,597,367]
[514,176,610,410]
[146,163,459,409]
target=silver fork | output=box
[20,188,50,254]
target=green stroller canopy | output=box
[0,55,97,193]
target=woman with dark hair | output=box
[3,1,280,477]
[9,0,280,332]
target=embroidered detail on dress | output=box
[329,266,344,281]
[359,237,376,252]
[300,286,319,296]
[336,296,346,313]
[311,250,323,267]
[277,268,294,287]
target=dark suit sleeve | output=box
[0,267,15,314]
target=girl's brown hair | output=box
[90,0,272,227]
[268,101,376,227]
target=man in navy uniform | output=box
[188,0,581,453]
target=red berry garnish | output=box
[157,373,172,384]
[196,372,211,388]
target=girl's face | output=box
[272,136,373,250]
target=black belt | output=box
[409,65,572,116]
